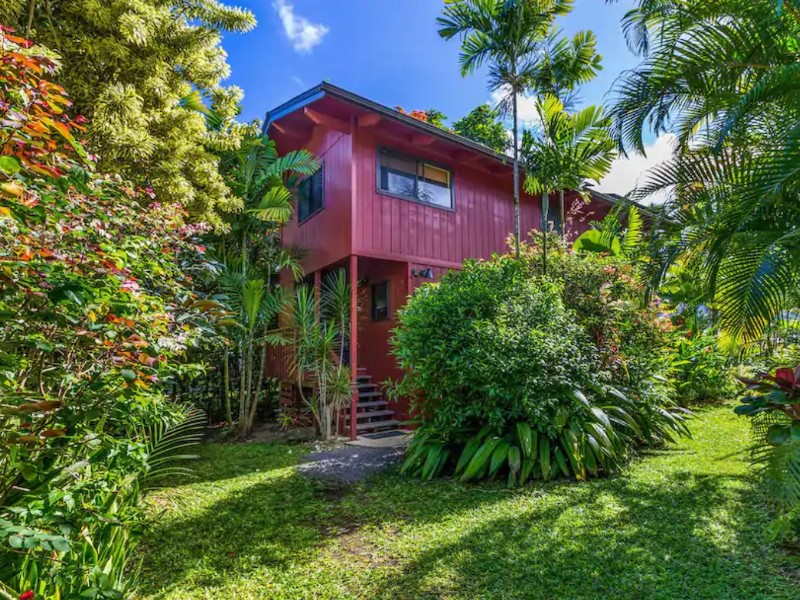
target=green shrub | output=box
[667,326,737,405]
[392,256,689,485]
[392,258,597,436]
[523,238,672,390]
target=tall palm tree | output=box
[438,0,592,258]
[522,94,616,273]
[213,133,319,436]
[609,0,800,344]
[218,133,318,277]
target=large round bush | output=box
[392,255,689,485]
[392,257,597,437]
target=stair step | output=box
[356,409,395,420]
[356,375,371,383]
[357,400,389,409]
[356,382,377,389]
[354,419,400,432]
[358,391,383,399]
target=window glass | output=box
[371,281,389,321]
[419,163,452,208]
[379,152,417,198]
[298,165,324,222]
[378,149,453,208]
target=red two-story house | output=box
[264,83,624,439]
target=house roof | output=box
[264,82,655,217]
[264,82,512,166]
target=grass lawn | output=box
[136,405,800,599]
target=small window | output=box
[371,281,390,321]
[378,149,453,209]
[298,165,324,223]
[540,196,562,234]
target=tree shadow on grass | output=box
[135,464,512,598]
[370,471,800,600]
[138,469,326,596]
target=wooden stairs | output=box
[347,367,400,435]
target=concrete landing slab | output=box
[347,430,414,448]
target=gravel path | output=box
[297,445,405,484]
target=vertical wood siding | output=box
[280,126,353,274]
[352,129,544,265]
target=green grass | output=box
[136,405,800,599]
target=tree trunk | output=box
[26,0,36,36]
[223,347,232,428]
[242,337,255,435]
[559,188,565,237]
[512,95,521,259]
[542,191,549,275]
[246,329,269,433]
[237,339,247,435]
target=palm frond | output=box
[140,407,206,486]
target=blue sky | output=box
[221,0,670,197]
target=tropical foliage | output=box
[289,272,353,442]
[206,132,319,437]
[393,255,689,484]
[0,0,256,227]
[0,31,211,598]
[438,0,601,257]
[572,203,644,257]
[737,366,800,538]
[453,103,510,153]
[521,94,616,273]
[610,0,800,346]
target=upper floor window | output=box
[377,149,453,209]
[298,165,324,223]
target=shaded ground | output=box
[297,446,405,484]
[136,406,800,599]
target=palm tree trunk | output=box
[512,95,521,259]
[559,188,565,237]
[26,0,36,36]
[238,340,246,428]
[243,336,255,435]
[541,191,549,276]
[247,328,269,432]
[223,347,232,428]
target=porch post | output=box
[349,254,358,440]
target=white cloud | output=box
[596,134,676,205]
[490,88,540,127]
[273,0,329,53]
[291,75,306,88]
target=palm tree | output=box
[438,0,596,258]
[218,133,318,277]
[213,133,319,436]
[522,94,616,273]
[609,0,800,345]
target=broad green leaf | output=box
[516,422,533,457]
[0,156,21,174]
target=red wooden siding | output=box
[352,127,543,266]
[278,126,353,274]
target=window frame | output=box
[371,280,390,322]
[298,163,325,224]
[376,147,455,212]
